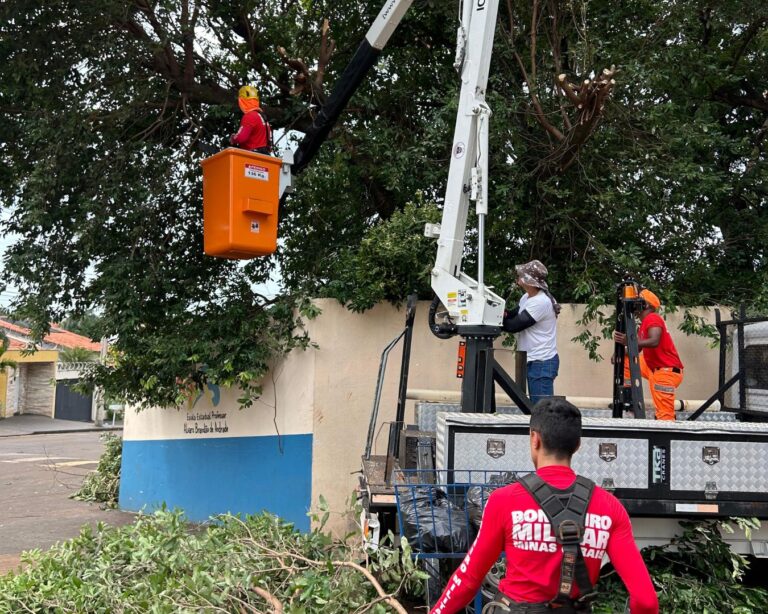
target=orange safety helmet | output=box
[640,288,661,310]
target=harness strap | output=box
[256,109,274,154]
[519,473,596,608]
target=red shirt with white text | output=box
[429,466,658,614]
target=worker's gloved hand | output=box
[229,134,237,145]
[501,309,514,333]
[613,331,627,346]
[502,306,528,333]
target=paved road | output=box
[0,431,134,574]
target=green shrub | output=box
[594,518,768,613]
[71,433,122,508]
[0,509,424,613]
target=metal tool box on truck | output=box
[436,413,768,519]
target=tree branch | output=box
[315,19,336,92]
[253,586,283,613]
[278,18,336,106]
[510,45,565,142]
[134,0,183,80]
[712,91,768,113]
[730,16,768,70]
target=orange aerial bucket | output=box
[201,148,282,259]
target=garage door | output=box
[54,380,93,422]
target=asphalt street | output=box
[0,431,134,574]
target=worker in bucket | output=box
[429,399,658,614]
[502,260,560,404]
[613,289,684,421]
[229,85,273,155]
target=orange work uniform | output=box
[624,313,683,420]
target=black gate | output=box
[54,381,92,422]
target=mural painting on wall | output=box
[183,383,228,436]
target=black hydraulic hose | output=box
[292,40,381,175]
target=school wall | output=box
[119,340,315,530]
[120,299,719,535]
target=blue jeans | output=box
[527,354,560,406]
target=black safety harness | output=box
[486,474,597,613]
[255,109,274,155]
[519,473,597,610]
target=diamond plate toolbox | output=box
[436,413,768,518]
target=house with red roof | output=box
[0,319,103,421]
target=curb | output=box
[0,426,123,438]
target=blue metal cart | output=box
[393,469,526,612]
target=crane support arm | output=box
[286,0,415,179]
[429,0,505,328]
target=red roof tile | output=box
[45,330,101,351]
[7,339,26,350]
[0,319,29,336]
[0,319,101,351]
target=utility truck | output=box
[202,0,768,607]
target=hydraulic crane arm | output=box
[428,0,505,329]
[283,0,415,180]
[281,0,505,329]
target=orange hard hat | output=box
[640,289,661,310]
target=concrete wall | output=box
[120,299,719,535]
[120,335,316,529]
[306,300,719,534]
[0,351,59,419]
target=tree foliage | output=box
[0,508,426,612]
[0,329,16,371]
[1,1,766,405]
[71,433,122,508]
[594,518,768,613]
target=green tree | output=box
[0,330,16,371]
[1,1,766,406]
[60,311,107,342]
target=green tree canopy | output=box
[1,0,766,406]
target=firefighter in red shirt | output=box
[613,289,684,421]
[230,85,273,155]
[430,399,658,614]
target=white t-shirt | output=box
[517,292,558,361]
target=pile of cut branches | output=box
[0,508,424,613]
[71,433,122,508]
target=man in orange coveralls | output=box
[230,85,273,155]
[613,289,684,421]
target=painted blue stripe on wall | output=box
[119,434,312,531]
